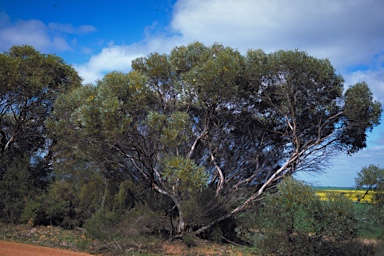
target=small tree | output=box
[355,165,384,239]
[356,165,384,206]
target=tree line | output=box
[0,43,382,253]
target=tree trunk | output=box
[152,183,186,235]
[176,203,186,234]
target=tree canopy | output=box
[46,42,383,234]
[0,45,82,222]
[356,164,384,206]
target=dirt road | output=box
[0,240,92,256]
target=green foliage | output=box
[0,45,81,223]
[113,179,148,213]
[181,188,225,231]
[0,154,36,223]
[236,177,360,255]
[47,41,382,236]
[262,177,317,235]
[354,203,384,240]
[342,83,382,153]
[19,171,110,228]
[163,155,208,193]
[161,112,191,145]
[20,198,46,226]
[0,44,80,158]
[146,111,192,149]
[45,179,84,228]
[84,204,166,252]
[84,210,123,241]
[78,173,109,215]
[355,165,384,239]
[1,42,381,253]
[356,165,384,206]
[355,164,384,205]
[183,234,197,247]
[20,179,82,228]
[315,193,357,241]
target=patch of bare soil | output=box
[0,222,252,255]
[0,240,92,256]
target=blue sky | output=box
[1,0,383,187]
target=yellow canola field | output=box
[315,189,373,203]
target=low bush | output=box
[84,204,167,253]
[235,177,374,255]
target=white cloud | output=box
[77,0,384,86]
[0,18,56,51]
[48,23,97,34]
[344,68,384,103]
[77,25,97,34]
[75,44,146,84]
[76,35,183,84]
[171,0,384,67]
[0,12,96,53]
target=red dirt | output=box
[0,240,92,256]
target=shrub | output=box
[84,204,167,252]
[183,234,197,247]
[236,177,364,255]
[20,197,47,226]
[314,193,357,242]
[0,155,32,223]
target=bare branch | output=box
[112,144,149,180]
[187,129,207,159]
[210,151,225,195]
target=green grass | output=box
[353,203,384,240]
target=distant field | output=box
[313,187,373,203]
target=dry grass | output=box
[0,223,98,254]
[2,222,381,255]
[0,223,251,255]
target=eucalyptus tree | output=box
[0,45,81,222]
[49,42,381,235]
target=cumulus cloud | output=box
[75,45,143,84]
[0,11,96,53]
[77,0,384,85]
[48,23,97,34]
[76,35,183,84]
[171,0,384,67]
[0,14,59,52]
[344,68,384,103]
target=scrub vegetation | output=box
[0,43,383,255]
